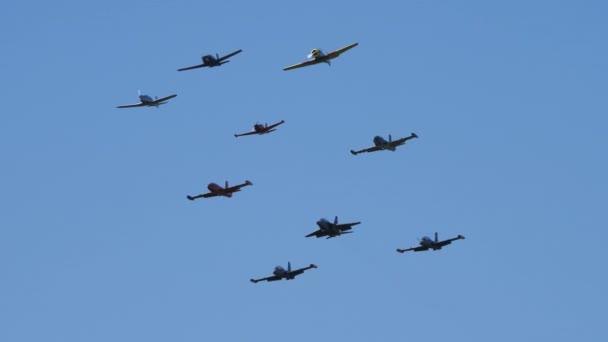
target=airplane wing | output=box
[436,235,465,248]
[186,192,218,200]
[283,58,324,71]
[305,229,328,238]
[266,120,285,130]
[151,94,177,104]
[225,180,253,193]
[177,64,207,71]
[234,131,260,137]
[218,49,243,62]
[288,264,317,277]
[116,102,145,108]
[350,145,383,155]
[335,221,361,232]
[396,245,431,253]
[250,275,282,283]
[389,133,419,147]
[326,42,359,59]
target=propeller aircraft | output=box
[177,49,243,71]
[116,91,177,108]
[234,120,285,137]
[282,42,358,71]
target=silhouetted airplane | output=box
[186,180,252,200]
[234,120,285,137]
[250,262,317,283]
[283,42,358,71]
[350,133,418,155]
[305,216,361,238]
[177,49,243,71]
[397,232,465,253]
[116,91,177,108]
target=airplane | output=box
[116,91,177,108]
[177,49,243,71]
[186,180,252,200]
[234,120,285,137]
[396,232,465,253]
[250,262,317,283]
[350,133,418,155]
[305,216,361,239]
[282,42,358,71]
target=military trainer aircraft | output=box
[250,262,317,283]
[350,133,418,155]
[305,216,361,238]
[396,232,465,253]
[116,91,177,108]
[177,49,243,71]
[186,180,252,200]
[283,42,358,71]
[234,120,285,137]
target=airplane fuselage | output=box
[273,266,295,279]
[373,136,396,151]
[419,236,443,250]
[201,54,229,67]
[317,218,340,236]
[310,49,332,65]
[207,183,232,197]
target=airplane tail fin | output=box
[435,232,438,243]
[225,180,228,189]
[288,262,291,272]
[334,216,338,225]
[389,134,392,142]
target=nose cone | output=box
[373,136,387,146]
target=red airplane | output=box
[234,120,285,137]
[186,180,253,200]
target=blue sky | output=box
[1,1,607,341]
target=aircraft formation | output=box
[116,42,465,284]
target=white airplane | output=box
[116,91,177,108]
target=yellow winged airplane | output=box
[282,42,358,71]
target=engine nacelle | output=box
[310,48,321,58]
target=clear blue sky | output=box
[1,1,607,341]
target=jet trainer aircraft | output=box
[250,262,317,283]
[306,216,361,238]
[396,232,465,253]
[350,133,418,155]
[177,49,243,71]
[116,91,177,108]
[234,120,285,137]
[186,180,252,200]
[282,42,358,71]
